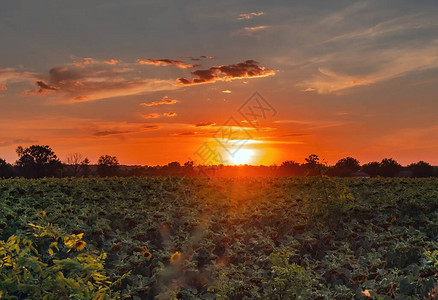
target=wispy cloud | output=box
[163,112,176,117]
[138,58,197,69]
[142,112,176,119]
[93,130,133,137]
[300,44,438,94]
[194,122,216,127]
[237,12,264,21]
[235,25,269,36]
[0,138,38,148]
[178,60,275,85]
[140,96,179,107]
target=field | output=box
[0,177,437,299]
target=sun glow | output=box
[229,149,255,165]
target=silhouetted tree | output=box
[65,153,84,177]
[0,158,14,178]
[81,158,91,177]
[361,162,380,177]
[303,154,325,176]
[15,145,62,178]
[408,161,434,177]
[380,158,402,177]
[97,155,119,177]
[279,160,303,176]
[183,161,195,176]
[329,157,360,177]
[162,161,182,176]
[305,154,320,165]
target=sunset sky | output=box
[1,1,438,166]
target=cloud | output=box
[27,80,59,95]
[0,138,38,147]
[237,12,264,20]
[140,96,179,106]
[189,55,215,61]
[0,68,38,85]
[235,25,269,36]
[138,58,197,69]
[143,113,160,119]
[194,122,216,127]
[300,43,438,94]
[93,130,133,137]
[177,60,275,85]
[144,125,159,130]
[0,84,6,91]
[222,90,231,94]
[104,59,120,65]
[142,112,176,118]
[73,57,94,67]
[24,62,177,102]
[173,131,198,136]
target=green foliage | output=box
[264,247,313,299]
[0,223,115,299]
[0,177,437,299]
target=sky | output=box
[1,0,438,166]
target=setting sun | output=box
[229,148,255,165]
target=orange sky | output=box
[1,1,438,166]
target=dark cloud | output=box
[93,130,132,137]
[144,125,159,130]
[0,138,38,147]
[200,55,215,60]
[138,58,197,69]
[27,80,59,95]
[194,122,216,127]
[25,63,176,102]
[177,60,275,85]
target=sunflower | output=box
[170,251,181,264]
[75,240,87,251]
[141,245,153,260]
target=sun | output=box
[229,149,255,165]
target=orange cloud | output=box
[163,112,177,117]
[93,130,133,137]
[138,58,197,69]
[177,60,275,85]
[27,80,58,95]
[241,25,269,35]
[104,59,119,65]
[0,84,6,91]
[141,96,179,106]
[73,57,94,67]
[143,113,160,119]
[194,122,216,127]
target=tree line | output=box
[0,145,436,178]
